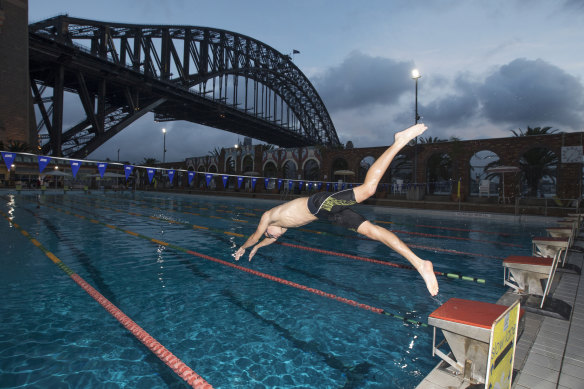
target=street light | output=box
[411,69,421,184]
[162,128,167,163]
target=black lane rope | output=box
[42,194,490,284]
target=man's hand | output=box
[248,246,259,262]
[234,247,245,261]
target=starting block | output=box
[545,227,573,241]
[503,248,572,320]
[428,298,523,386]
[503,255,555,296]
[532,236,569,265]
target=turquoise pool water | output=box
[0,190,551,388]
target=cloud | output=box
[416,75,481,128]
[313,51,414,111]
[477,58,584,130]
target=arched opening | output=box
[242,155,254,174]
[303,159,320,181]
[264,161,277,178]
[469,150,499,196]
[358,156,375,183]
[225,157,235,174]
[389,154,411,194]
[331,158,349,182]
[282,160,297,179]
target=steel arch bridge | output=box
[28,16,340,158]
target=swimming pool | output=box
[0,190,552,388]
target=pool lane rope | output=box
[0,210,214,389]
[54,196,496,281]
[278,242,486,284]
[24,201,429,327]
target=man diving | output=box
[234,123,439,296]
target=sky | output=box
[29,0,584,164]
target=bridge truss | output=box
[28,16,340,158]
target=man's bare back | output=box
[264,198,317,228]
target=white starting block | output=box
[532,236,569,265]
[503,248,563,305]
[567,213,583,228]
[429,298,523,386]
[545,227,573,241]
[504,247,573,320]
[557,219,579,236]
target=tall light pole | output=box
[411,69,421,184]
[162,128,167,163]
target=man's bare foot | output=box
[419,260,439,296]
[394,123,428,147]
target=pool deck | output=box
[416,234,584,389]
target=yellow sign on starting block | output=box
[485,300,520,389]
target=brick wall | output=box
[0,0,34,146]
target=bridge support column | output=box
[0,0,35,147]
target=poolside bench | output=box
[428,298,523,386]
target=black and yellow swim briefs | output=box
[307,189,367,231]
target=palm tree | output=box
[418,136,447,144]
[511,126,558,137]
[6,140,36,153]
[513,126,559,196]
[141,157,159,165]
[208,147,222,158]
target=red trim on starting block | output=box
[503,255,554,266]
[429,298,511,329]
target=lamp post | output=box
[162,128,167,163]
[411,69,421,184]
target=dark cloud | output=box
[416,75,481,127]
[406,58,584,133]
[477,58,584,130]
[313,51,414,111]
[562,0,584,12]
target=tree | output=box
[5,140,36,153]
[512,126,559,196]
[142,157,159,165]
[208,147,222,159]
[418,136,447,144]
[511,126,558,137]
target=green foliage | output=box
[4,140,36,153]
[418,136,447,144]
[511,126,558,137]
[208,147,222,158]
[142,157,159,165]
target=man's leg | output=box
[357,220,439,296]
[353,123,427,203]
